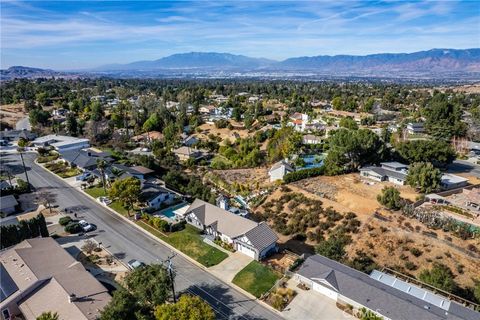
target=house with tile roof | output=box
[184,199,278,260]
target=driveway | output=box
[282,279,352,320]
[209,251,253,283]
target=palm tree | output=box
[96,159,108,195]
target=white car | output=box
[96,196,112,206]
[78,220,94,232]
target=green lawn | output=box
[136,222,227,267]
[58,167,82,178]
[232,261,281,298]
[84,187,107,198]
[109,201,131,217]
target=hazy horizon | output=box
[1,1,479,69]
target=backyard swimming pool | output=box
[157,202,189,219]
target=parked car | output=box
[127,259,146,270]
[97,196,112,206]
[78,220,94,232]
[76,172,92,181]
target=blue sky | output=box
[1,0,479,69]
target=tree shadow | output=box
[183,283,269,320]
[113,252,126,259]
[279,239,315,256]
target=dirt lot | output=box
[212,167,272,189]
[256,174,479,290]
[292,173,418,216]
[0,103,26,127]
[349,210,480,289]
[196,122,252,144]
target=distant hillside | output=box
[98,52,275,71]
[0,66,77,80]
[275,49,480,73]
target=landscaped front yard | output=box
[84,187,131,217]
[137,222,228,267]
[44,161,81,178]
[84,187,107,198]
[232,261,281,298]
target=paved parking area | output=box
[209,251,252,282]
[282,279,352,320]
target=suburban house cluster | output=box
[0,238,111,320]
[293,254,479,320]
[184,199,278,260]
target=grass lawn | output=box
[232,261,281,298]
[109,201,131,217]
[58,168,82,178]
[84,187,107,198]
[136,222,227,267]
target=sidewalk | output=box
[36,159,285,317]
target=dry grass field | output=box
[0,103,26,127]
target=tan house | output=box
[172,146,208,162]
[0,238,111,320]
[132,131,164,144]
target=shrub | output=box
[64,222,82,234]
[170,221,186,232]
[283,166,325,183]
[410,248,423,257]
[59,216,72,226]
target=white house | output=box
[32,135,90,152]
[440,174,468,190]
[302,134,323,145]
[184,199,278,260]
[294,255,479,320]
[359,162,408,185]
[268,160,295,182]
[406,122,425,135]
[140,184,178,210]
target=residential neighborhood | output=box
[1,2,480,319]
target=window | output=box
[2,309,10,320]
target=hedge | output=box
[0,214,49,249]
[283,166,325,183]
[59,216,72,226]
[64,222,82,234]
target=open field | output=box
[0,103,26,127]
[211,167,272,189]
[256,174,480,291]
[196,122,252,144]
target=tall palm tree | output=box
[96,159,108,195]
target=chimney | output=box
[69,293,77,303]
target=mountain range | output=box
[2,48,480,81]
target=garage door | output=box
[237,243,256,258]
[312,282,338,300]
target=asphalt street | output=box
[0,152,282,320]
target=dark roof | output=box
[360,166,407,181]
[0,195,18,210]
[112,164,153,177]
[141,184,174,202]
[244,222,278,253]
[270,160,294,173]
[60,149,113,170]
[0,264,18,302]
[297,255,479,320]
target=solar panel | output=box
[0,264,18,302]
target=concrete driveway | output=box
[209,251,253,283]
[282,279,352,320]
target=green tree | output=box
[154,295,215,320]
[90,101,104,121]
[406,162,442,193]
[363,97,376,113]
[324,129,384,175]
[424,93,467,139]
[36,311,59,320]
[395,140,455,166]
[339,117,358,130]
[143,113,162,132]
[66,113,78,136]
[109,177,141,216]
[17,138,28,148]
[419,263,457,293]
[29,108,50,126]
[124,264,172,307]
[377,186,402,210]
[358,308,383,320]
[267,127,302,162]
[332,96,343,110]
[100,288,138,320]
[474,281,480,304]
[315,233,351,262]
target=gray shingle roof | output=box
[244,222,278,253]
[361,166,407,181]
[269,160,294,173]
[0,195,18,210]
[297,255,479,320]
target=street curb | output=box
[35,159,284,317]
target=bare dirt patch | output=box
[212,167,271,189]
[0,103,26,127]
[196,123,252,144]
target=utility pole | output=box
[166,253,177,303]
[18,148,31,192]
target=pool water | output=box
[158,203,188,218]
